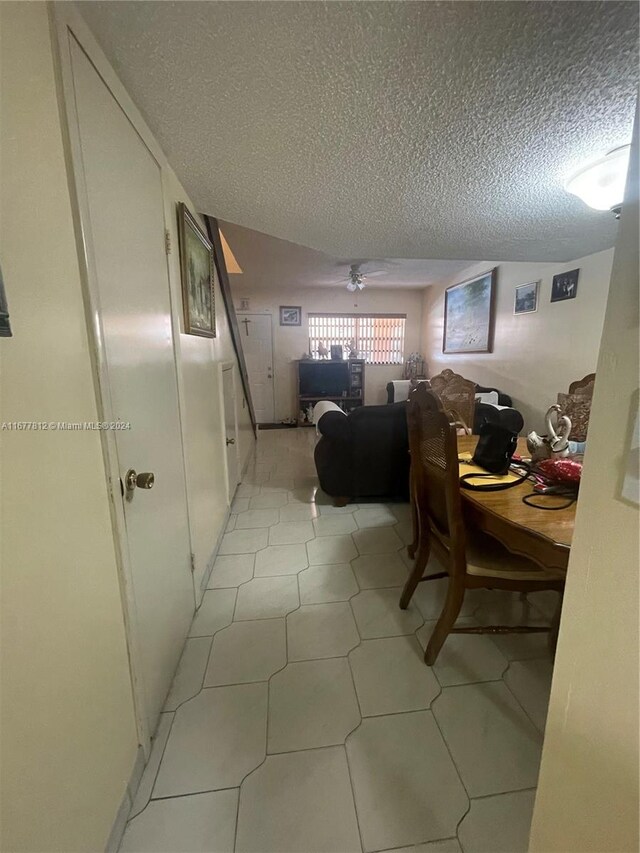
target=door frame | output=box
[50,4,193,754]
[221,362,240,503]
[236,311,276,423]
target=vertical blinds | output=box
[308,314,406,365]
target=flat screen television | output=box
[299,361,350,397]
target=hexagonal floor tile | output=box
[120,790,238,853]
[268,658,360,752]
[235,508,280,528]
[204,619,286,686]
[457,790,536,853]
[207,554,254,589]
[353,526,403,554]
[298,564,359,604]
[307,535,358,565]
[218,528,269,555]
[164,637,212,711]
[348,636,439,716]
[350,588,423,639]
[313,514,358,537]
[431,682,543,797]
[351,552,408,588]
[503,657,553,732]
[236,747,361,853]
[269,520,315,545]
[353,505,397,528]
[287,602,360,660]
[346,712,468,852]
[188,589,236,638]
[254,544,308,576]
[234,576,299,621]
[153,684,267,797]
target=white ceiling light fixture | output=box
[565,144,631,219]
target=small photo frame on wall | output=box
[514,281,539,315]
[551,269,579,303]
[280,306,301,326]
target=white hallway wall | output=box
[231,285,424,420]
[421,249,614,433]
[530,108,639,852]
[1,4,255,850]
[0,5,138,851]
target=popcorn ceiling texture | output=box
[79,1,638,262]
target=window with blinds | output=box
[308,314,406,365]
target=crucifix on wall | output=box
[241,317,252,337]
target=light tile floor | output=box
[121,427,557,853]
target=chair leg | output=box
[424,577,465,665]
[333,496,349,507]
[399,540,430,609]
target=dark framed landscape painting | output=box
[178,202,216,337]
[443,268,497,353]
[514,281,539,315]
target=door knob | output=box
[226,437,235,446]
[125,469,155,501]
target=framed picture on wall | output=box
[514,281,539,315]
[551,268,579,303]
[280,306,301,326]
[443,268,496,353]
[177,202,216,337]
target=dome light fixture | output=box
[565,144,631,219]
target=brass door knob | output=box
[226,437,235,446]
[125,469,155,500]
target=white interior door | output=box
[222,366,239,499]
[238,314,275,423]
[70,41,194,735]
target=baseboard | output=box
[105,746,145,852]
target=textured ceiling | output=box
[79,1,638,262]
[219,220,472,290]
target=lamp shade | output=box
[565,145,631,212]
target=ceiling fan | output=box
[338,261,391,292]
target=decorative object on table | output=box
[514,281,539,315]
[300,351,312,360]
[177,202,216,337]
[330,344,344,360]
[443,268,496,353]
[280,305,301,326]
[347,337,358,358]
[550,269,579,302]
[526,405,572,462]
[403,352,427,379]
[317,341,329,359]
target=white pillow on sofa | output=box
[475,390,499,406]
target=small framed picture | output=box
[551,269,579,303]
[280,306,301,326]
[514,281,539,315]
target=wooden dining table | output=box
[457,435,575,573]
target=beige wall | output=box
[231,285,424,420]
[421,250,614,432]
[0,4,138,851]
[529,109,639,851]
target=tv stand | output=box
[296,359,365,426]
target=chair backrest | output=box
[560,373,596,441]
[568,373,596,396]
[429,370,476,434]
[407,385,467,573]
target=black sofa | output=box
[314,402,410,504]
[386,381,524,435]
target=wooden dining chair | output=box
[400,385,565,665]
